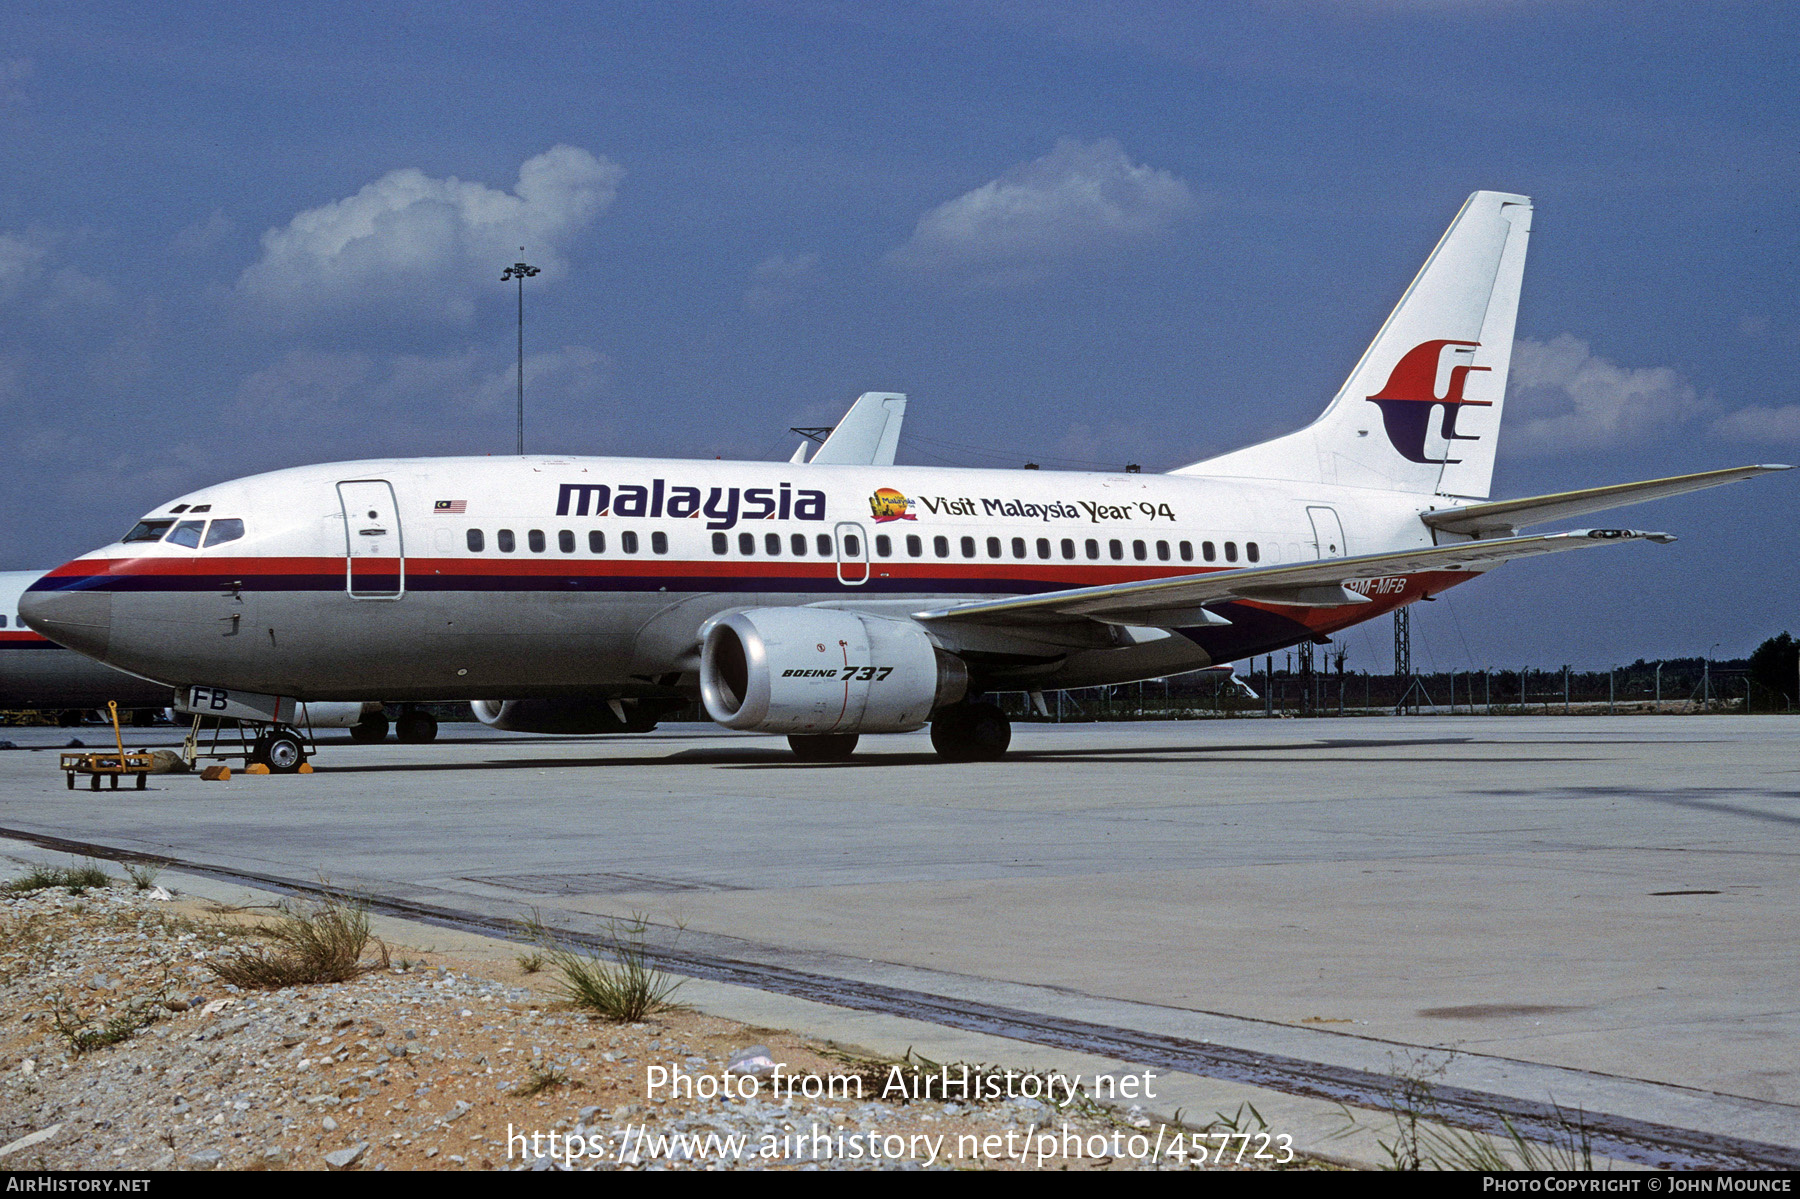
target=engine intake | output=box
[700,608,966,734]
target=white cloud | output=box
[745,251,821,311]
[233,345,611,429]
[0,229,113,313]
[1505,334,1710,454]
[0,58,31,109]
[171,208,236,256]
[237,145,623,328]
[0,231,50,303]
[885,138,1196,286]
[1710,405,1800,446]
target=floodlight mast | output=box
[501,251,541,455]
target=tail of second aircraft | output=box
[1176,190,1532,500]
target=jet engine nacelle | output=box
[469,697,661,735]
[699,607,967,734]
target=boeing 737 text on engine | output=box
[21,192,1789,767]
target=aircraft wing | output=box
[1422,464,1790,537]
[912,528,1673,628]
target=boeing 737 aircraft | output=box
[20,192,1789,768]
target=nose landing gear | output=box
[251,728,309,773]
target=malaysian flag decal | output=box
[434,499,467,514]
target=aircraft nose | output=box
[19,580,113,660]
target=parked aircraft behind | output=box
[0,570,173,722]
[21,192,1789,768]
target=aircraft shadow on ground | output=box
[312,736,1493,774]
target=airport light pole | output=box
[502,251,541,456]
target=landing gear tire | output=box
[930,702,1011,762]
[252,729,307,774]
[788,733,860,762]
[349,712,390,743]
[395,709,439,744]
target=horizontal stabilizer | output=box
[914,528,1673,628]
[1423,464,1792,537]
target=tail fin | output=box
[807,392,907,466]
[1175,191,1532,499]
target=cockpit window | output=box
[165,520,206,548]
[123,519,175,543]
[203,518,245,548]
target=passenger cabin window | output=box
[1036,538,1050,559]
[621,530,639,554]
[906,535,922,558]
[792,533,807,556]
[875,535,891,557]
[1179,541,1193,562]
[1156,540,1170,561]
[1012,537,1027,559]
[558,530,575,553]
[204,519,245,548]
[986,537,1002,558]
[1202,541,1216,562]
[960,536,976,559]
[588,531,605,554]
[934,536,949,558]
[712,532,728,554]
[1247,542,1260,562]
[1224,541,1238,562]
[1061,538,1075,560]
[166,520,205,549]
[497,529,516,553]
[817,534,832,556]
[1085,539,1099,560]
[843,533,860,557]
[739,532,755,555]
[765,533,781,556]
[123,519,175,543]
[467,529,484,552]
[1132,539,1147,561]
[651,531,668,555]
[1109,539,1124,561]
[528,529,546,553]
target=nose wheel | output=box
[251,728,308,773]
[930,701,1011,762]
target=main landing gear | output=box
[781,701,1013,764]
[349,710,388,743]
[394,707,438,744]
[787,733,860,762]
[929,701,1011,762]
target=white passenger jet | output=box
[21,192,1789,768]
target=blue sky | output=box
[1,1,1794,670]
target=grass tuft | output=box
[52,996,161,1055]
[123,862,163,891]
[1335,1053,1597,1171]
[513,1066,573,1097]
[5,861,111,894]
[546,915,682,1023]
[206,892,386,989]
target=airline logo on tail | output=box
[1366,339,1493,464]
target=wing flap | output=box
[914,529,1673,627]
[1423,464,1790,537]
